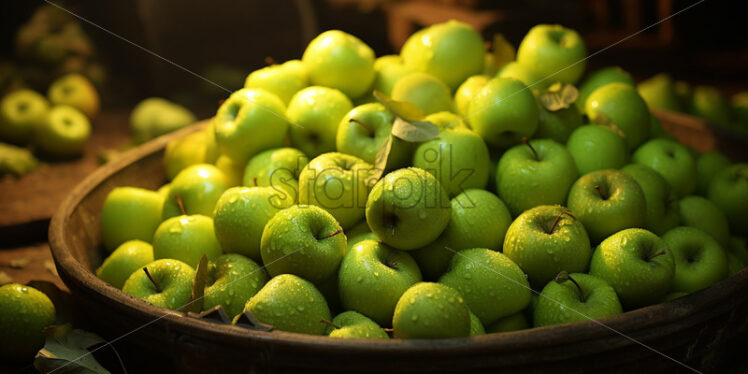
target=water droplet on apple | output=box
[462,272,472,280]
[411,315,418,322]
[356,276,363,283]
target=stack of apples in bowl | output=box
[91,20,748,342]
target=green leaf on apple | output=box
[539,83,579,111]
[0,271,12,285]
[372,90,425,122]
[491,33,516,69]
[184,254,209,313]
[391,118,440,142]
[371,134,393,181]
[590,113,627,140]
[33,324,116,374]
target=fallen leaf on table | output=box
[10,258,31,269]
[183,254,209,313]
[34,324,112,374]
[0,271,12,285]
[45,260,59,276]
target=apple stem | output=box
[383,327,394,333]
[322,229,343,239]
[521,137,538,160]
[319,318,340,329]
[175,194,187,215]
[547,211,565,234]
[567,275,586,302]
[253,177,258,187]
[555,271,585,302]
[350,118,375,136]
[264,56,276,65]
[142,267,162,293]
[593,185,606,200]
[648,250,667,261]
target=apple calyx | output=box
[593,185,607,200]
[555,271,585,302]
[142,267,162,293]
[321,229,343,239]
[521,137,539,160]
[319,317,341,329]
[175,194,187,215]
[647,250,667,261]
[350,118,375,136]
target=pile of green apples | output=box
[94,20,748,340]
[638,73,748,133]
[0,73,99,174]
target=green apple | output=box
[338,240,421,326]
[244,59,308,105]
[678,196,730,248]
[637,73,684,112]
[0,284,56,362]
[589,228,674,308]
[213,88,289,164]
[661,291,688,302]
[439,248,531,326]
[244,274,331,335]
[632,138,697,198]
[100,186,163,252]
[243,147,309,204]
[33,104,91,157]
[122,259,195,310]
[345,220,378,252]
[161,163,230,219]
[482,53,500,76]
[663,226,728,293]
[620,163,680,235]
[336,103,413,169]
[695,152,731,195]
[648,113,671,139]
[454,75,489,116]
[707,164,748,236]
[302,30,375,99]
[424,111,468,131]
[287,86,353,158]
[576,66,634,111]
[535,103,582,144]
[533,273,622,327]
[152,215,223,267]
[727,252,745,276]
[675,80,692,111]
[516,24,588,84]
[96,240,154,289]
[47,73,99,119]
[728,236,748,267]
[261,205,346,283]
[400,20,484,91]
[202,254,268,318]
[496,61,546,91]
[467,77,539,148]
[213,155,244,187]
[469,311,485,335]
[485,312,529,333]
[392,282,470,339]
[365,167,451,250]
[130,97,197,144]
[566,169,647,243]
[213,186,293,262]
[371,55,413,97]
[298,152,374,229]
[413,126,490,197]
[566,124,628,175]
[325,311,388,339]
[0,89,49,144]
[690,86,734,126]
[412,189,512,280]
[390,72,452,116]
[496,138,578,216]
[503,205,592,289]
[585,82,650,150]
[163,125,219,180]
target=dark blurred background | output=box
[0,0,746,118]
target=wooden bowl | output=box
[49,116,748,373]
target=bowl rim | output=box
[48,120,748,356]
